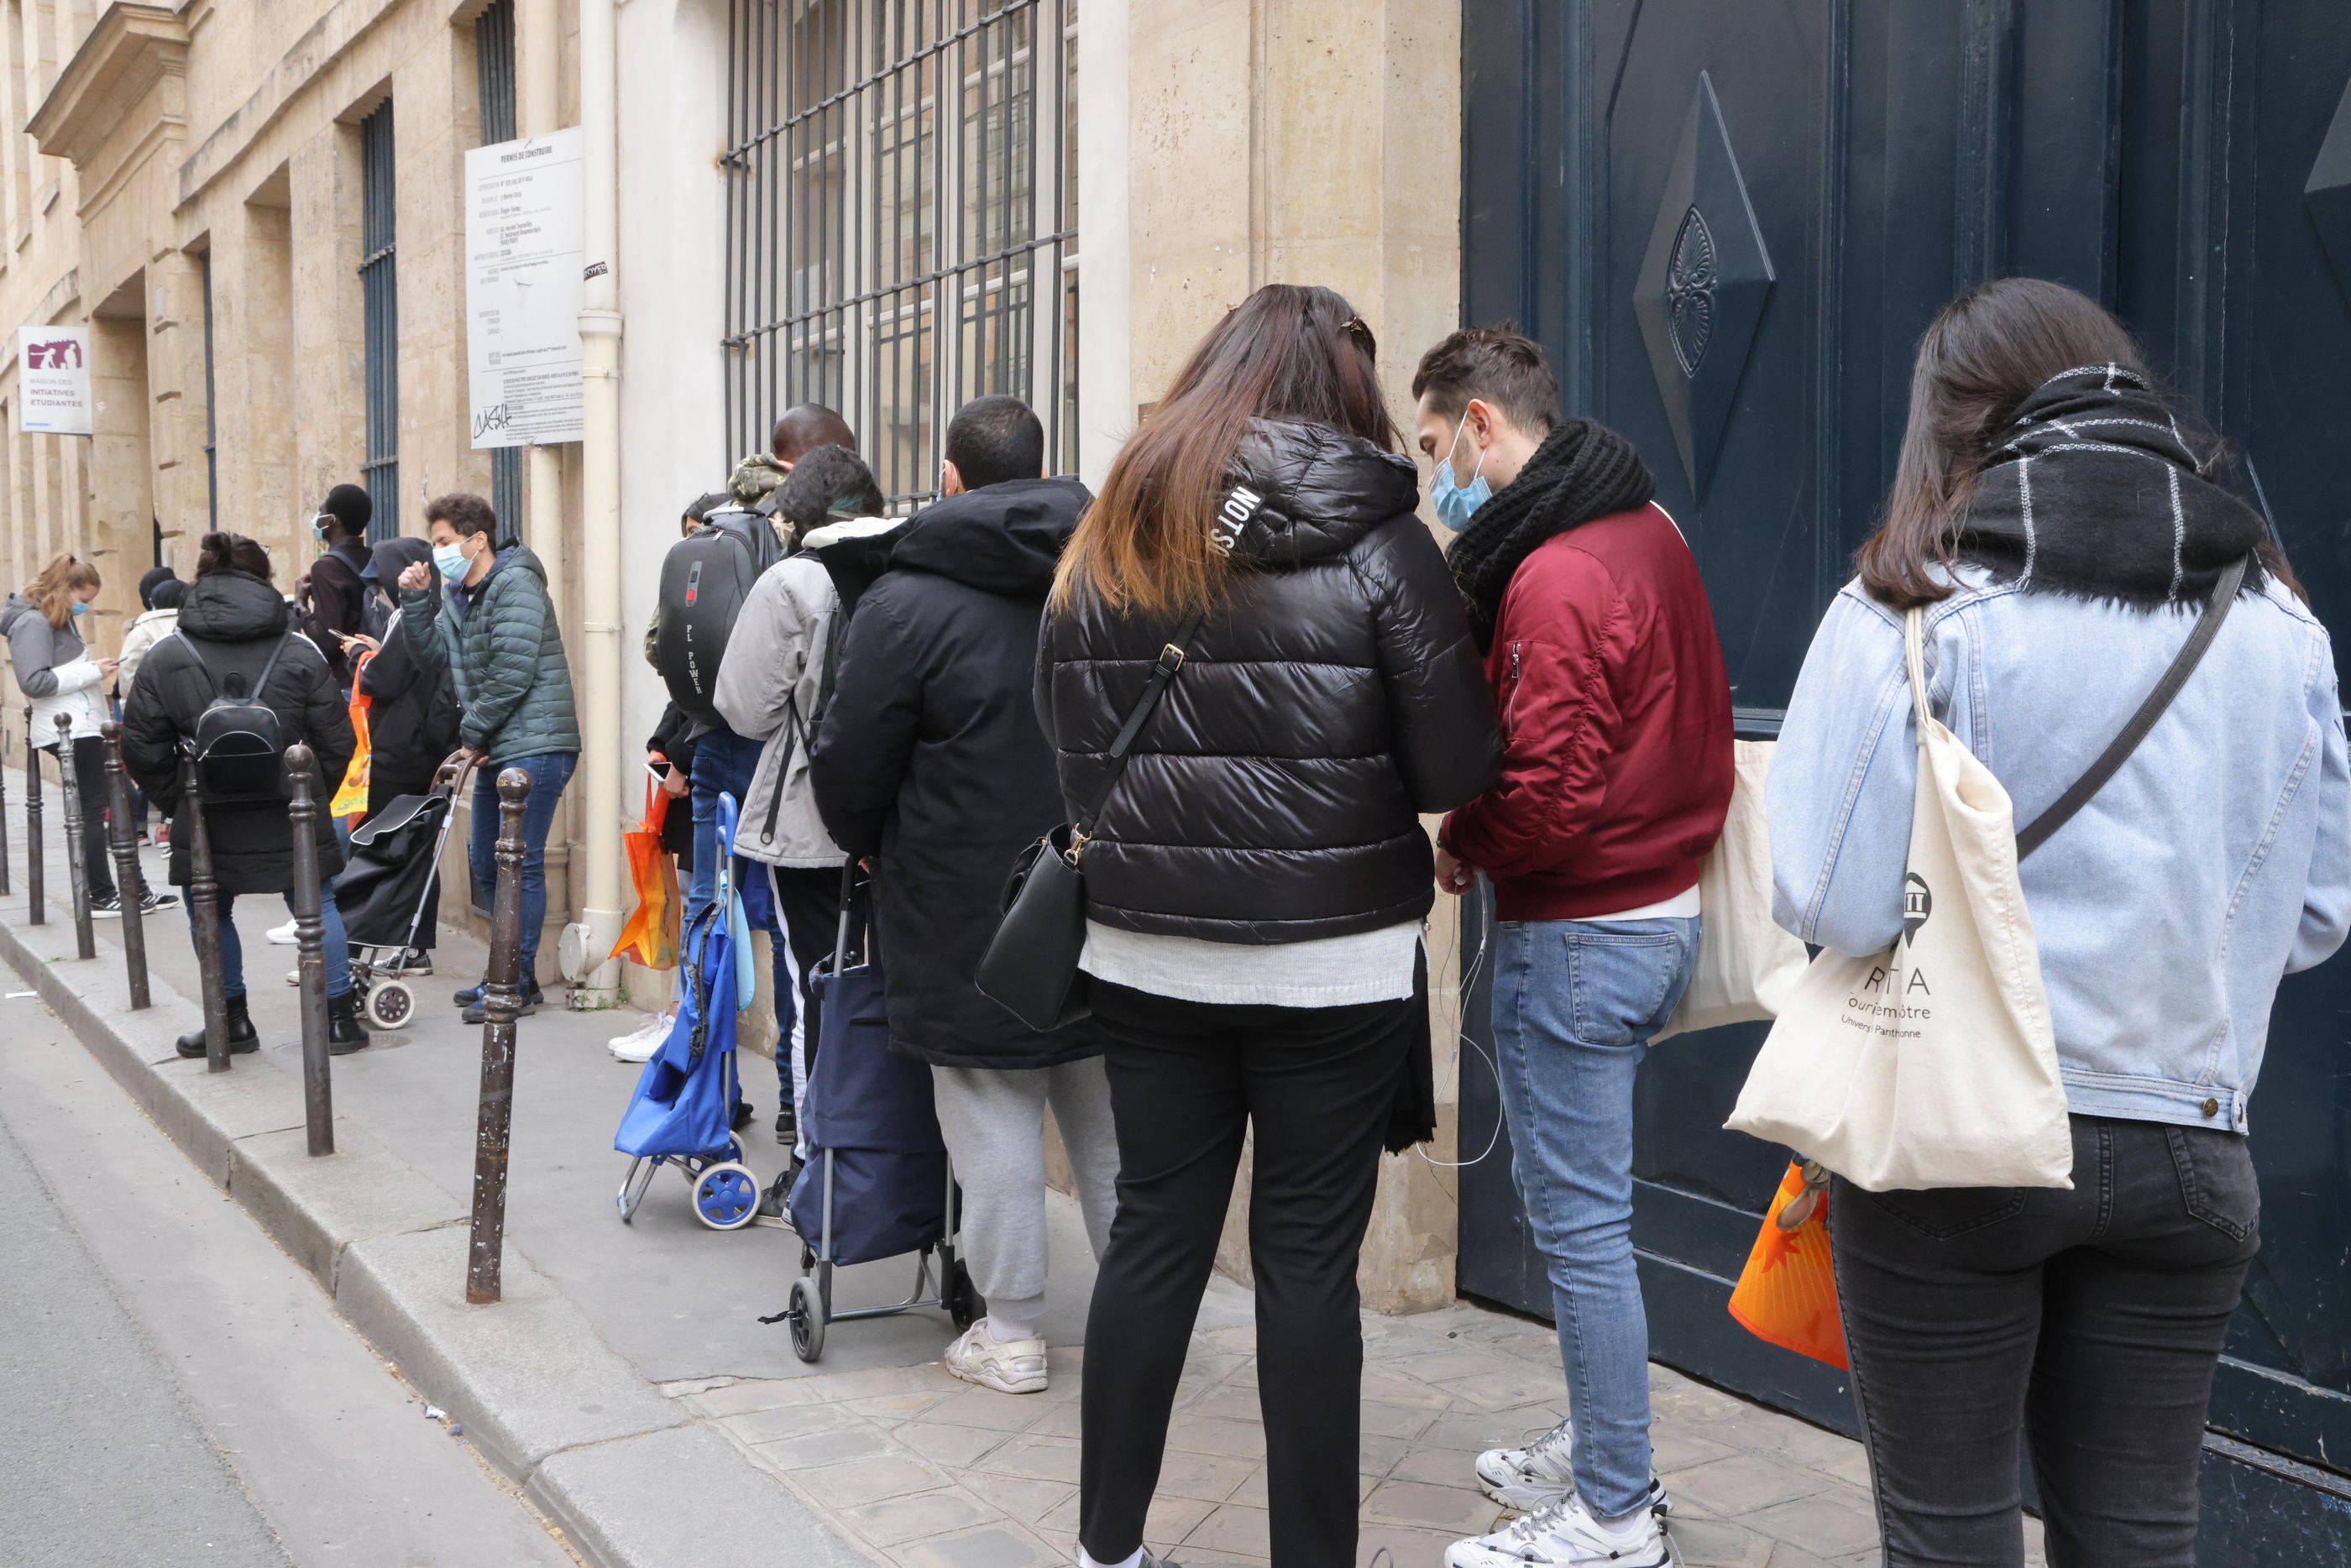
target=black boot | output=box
[327,992,370,1056]
[176,994,259,1058]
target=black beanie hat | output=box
[136,565,178,609]
[321,483,373,536]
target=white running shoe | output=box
[1446,1493,1678,1568]
[607,1010,675,1064]
[942,1320,1048,1395]
[266,918,298,945]
[1476,1419,1670,1516]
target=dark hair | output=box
[773,446,886,531]
[423,492,498,539]
[683,491,731,525]
[196,531,273,582]
[319,482,373,537]
[137,565,179,609]
[150,578,187,610]
[1411,325,1560,435]
[945,395,1045,491]
[771,403,858,465]
[1055,283,1395,617]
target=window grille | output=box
[724,0,1078,508]
[359,99,399,542]
[200,250,217,533]
[475,0,523,540]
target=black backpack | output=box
[179,632,295,804]
[652,508,787,729]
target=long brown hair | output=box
[25,553,100,630]
[1053,283,1397,618]
[196,531,273,581]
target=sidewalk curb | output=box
[0,902,866,1568]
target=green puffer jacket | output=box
[399,546,580,764]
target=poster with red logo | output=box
[16,324,92,435]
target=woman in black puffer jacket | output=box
[1037,283,1499,1568]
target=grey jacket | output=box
[0,593,107,743]
[713,517,902,869]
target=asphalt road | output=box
[0,1003,579,1568]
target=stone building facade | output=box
[3,0,1467,1312]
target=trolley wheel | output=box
[365,980,415,1031]
[615,1156,658,1223]
[692,1161,760,1230]
[945,1257,983,1330]
[788,1276,825,1362]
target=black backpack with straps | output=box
[178,631,296,804]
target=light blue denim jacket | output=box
[1768,570,2351,1133]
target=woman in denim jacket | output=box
[1768,279,2351,1568]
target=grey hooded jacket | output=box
[713,516,902,868]
[0,593,107,743]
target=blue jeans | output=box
[686,729,795,1110]
[187,888,353,1001]
[1490,915,1699,1523]
[466,751,575,989]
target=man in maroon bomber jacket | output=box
[1414,327,1732,1568]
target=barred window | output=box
[725,0,1078,507]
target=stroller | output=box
[611,794,762,1231]
[764,866,977,1361]
[335,753,469,1030]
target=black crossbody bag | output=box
[976,612,1205,1032]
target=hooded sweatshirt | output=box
[0,593,107,743]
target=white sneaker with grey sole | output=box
[1476,1418,1670,1515]
[1447,1493,1679,1568]
[942,1320,1048,1394]
[266,918,298,945]
[609,1011,676,1064]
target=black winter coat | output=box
[1036,420,1501,943]
[357,609,462,803]
[123,570,354,895]
[810,478,1101,1069]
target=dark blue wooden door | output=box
[1458,1,2351,1552]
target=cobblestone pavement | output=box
[673,1298,2047,1568]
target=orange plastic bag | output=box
[330,651,373,822]
[1726,1159,1848,1368]
[610,771,680,970]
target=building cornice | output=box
[28,4,192,169]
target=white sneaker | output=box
[608,1011,675,1064]
[266,918,298,945]
[1446,1494,1678,1568]
[1476,1419,1670,1516]
[942,1320,1048,1395]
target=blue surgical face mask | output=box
[1428,414,1492,531]
[432,541,469,581]
[312,515,332,544]
[68,600,87,617]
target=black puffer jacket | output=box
[1037,421,1500,942]
[123,570,353,895]
[810,478,1101,1069]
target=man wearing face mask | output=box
[397,492,579,1020]
[1409,327,1732,1568]
[302,483,375,692]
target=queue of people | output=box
[5,270,2338,1568]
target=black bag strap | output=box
[175,630,294,705]
[1075,611,1206,840]
[2015,555,2247,860]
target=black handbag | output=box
[976,612,1205,1031]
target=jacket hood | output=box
[368,536,432,587]
[1222,420,1421,568]
[478,544,552,593]
[0,594,39,638]
[889,478,1091,599]
[177,570,292,642]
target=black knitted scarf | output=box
[1447,418,1657,650]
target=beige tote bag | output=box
[1725,609,2075,1192]
[1656,740,1809,1041]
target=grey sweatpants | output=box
[930,1058,1121,1328]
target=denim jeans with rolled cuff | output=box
[465,750,574,989]
[1829,1115,2259,1568]
[1490,915,1698,1524]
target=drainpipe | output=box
[518,0,564,616]
[572,0,625,1006]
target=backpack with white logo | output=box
[652,507,787,729]
[180,632,295,804]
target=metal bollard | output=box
[54,715,93,960]
[183,753,233,1071]
[25,707,43,923]
[286,744,334,1155]
[465,768,532,1304]
[0,723,13,897]
[100,723,149,1009]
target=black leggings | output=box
[1830,1116,2259,1568]
[44,736,123,902]
[1077,981,1412,1568]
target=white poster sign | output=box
[17,324,92,436]
[466,128,585,449]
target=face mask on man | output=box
[432,540,470,582]
[1428,411,1493,531]
[311,513,333,545]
